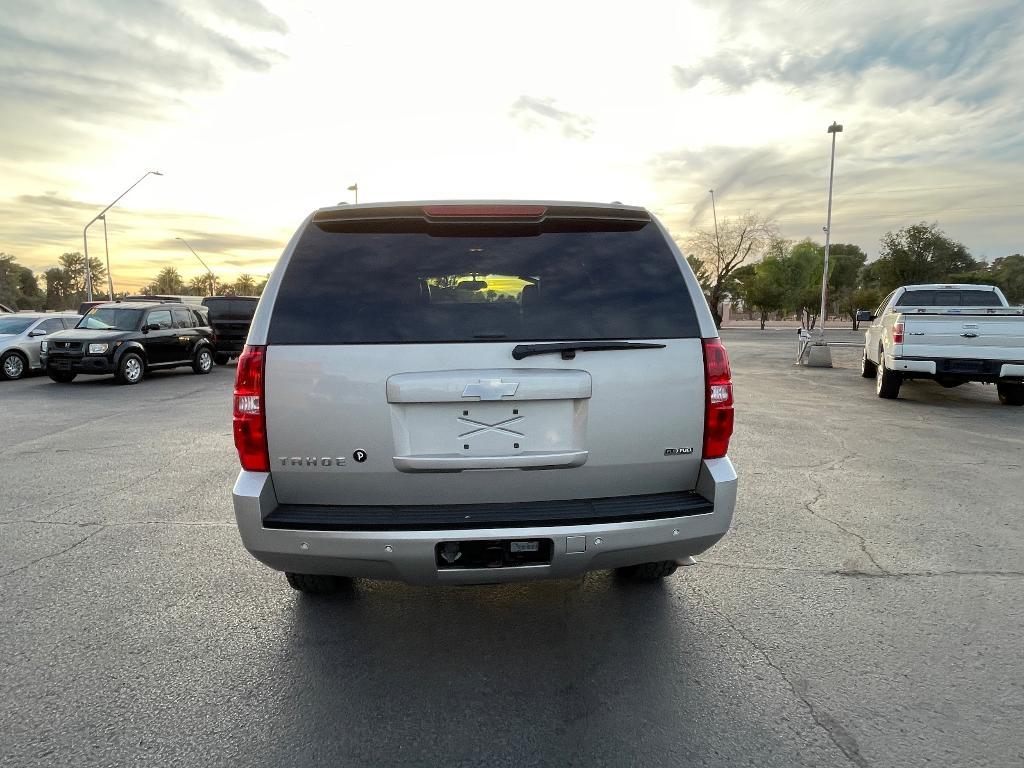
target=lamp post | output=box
[347,182,359,204]
[818,122,843,338]
[175,237,216,296]
[83,171,163,301]
[99,214,115,300]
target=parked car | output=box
[857,283,1024,403]
[41,302,215,384]
[202,295,259,364]
[0,302,15,313]
[231,200,737,594]
[0,313,81,380]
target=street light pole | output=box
[175,237,216,296]
[83,170,163,301]
[348,182,359,204]
[818,122,843,338]
[101,214,114,300]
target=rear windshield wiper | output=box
[511,341,667,360]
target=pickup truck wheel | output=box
[285,572,350,594]
[192,347,213,374]
[115,352,144,385]
[876,359,902,399]
[997,382,1024,406]
[213,352,230,365]
[1,350,28,380]
[615,560,679,581]
[48,370,76,383]
[860,352,877,378]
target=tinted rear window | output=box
[896,290,1003,307]
[268,222,699,344]
[203,299,258,321]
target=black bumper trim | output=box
[263,491,714,531]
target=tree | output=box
[688,213,777,326]
[57,252,106,296]
[825,243,867,326]
[188,273,216,296]
[845,287,883,330]
[863,223,976,292]
[735,260,785,330]
[148,266,184,295]
[233,273,256,295]
[0,254,43,309]
[957,254,1024,304]
[685,255,712,297]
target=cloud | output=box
[160,233,284,252]
[509,95,595,140]
[673,1,1023,108]
[0,0,288,161]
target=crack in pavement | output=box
[701,599,870,768]
[803,488,891,576]
[0,525,107,579]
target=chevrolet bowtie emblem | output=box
[462,379,520,400]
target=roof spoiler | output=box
[312,203,651,232]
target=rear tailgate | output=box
[262,204,707,506]
[900,311,1024,362]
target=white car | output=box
[857,284,1024,403]
[0,313,82,380]
[231,200,737,594]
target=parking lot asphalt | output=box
[2,331,1022,768]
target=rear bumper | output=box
[886,355,1024,381]
[231,458,737,585]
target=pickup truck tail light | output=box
[892,322,904,344]
[233,345,269,471]
[702,337,734,460]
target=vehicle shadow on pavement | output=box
[251,575,806,767]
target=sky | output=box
[1,0,1022,292]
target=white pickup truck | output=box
[857,284,1024,404]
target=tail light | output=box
[702,338,734,460]
[892,322,904,344]
[233,345,269,471]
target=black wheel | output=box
[997,382,1024,406]
[48,370,77,383]
[875,356,902,399]
[1,350,28,380]
[860,352,877,378]
[285,572,350,595]
[615,560,679,581]
[115,352,144,385]
[213,352,230,366]
[193,347,214,374]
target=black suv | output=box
[42,302,215,385]
[202,296,258,364]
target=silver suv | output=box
[231,201,737,593]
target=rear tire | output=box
[1,350,28,380]
[860,352,877,378]
[213,352,230,366]
[876,357,902,399]
[115,352,144,385]
[285,572,350,595]
[615,560,679,581]
[997,382,1024,406]
[193,347,213,374]
[48,370,76,383]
